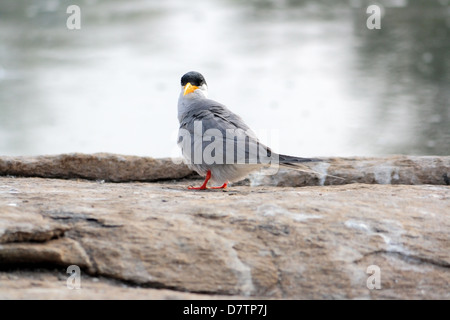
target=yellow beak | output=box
[184,82,198,96]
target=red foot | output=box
[188,185,208,190]
[187,171,228,190]
[188,170,211,190]
[210,183,228,189]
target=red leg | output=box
[210,182,228,189]
[188,170,211,190]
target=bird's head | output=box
[180,71,208,98]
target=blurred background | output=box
[0,0,449,158]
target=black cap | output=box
[181,71,207,87]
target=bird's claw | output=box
[187,185,208,190]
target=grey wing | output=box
[178,100,274,165]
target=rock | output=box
[1,154,449,186]
[250,155,450,187]
[0,153,196,182]
[0,270,241,300]
[0,176,449,299]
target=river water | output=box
[0,0,449,158]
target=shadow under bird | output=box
[177,71,322,190]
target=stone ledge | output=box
[0,153,195,182]
[0,153,449,186]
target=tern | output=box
[177,71,322,190]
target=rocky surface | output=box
[0,176,449,299]
[0,270,240,300]
[0,153,195,182]
[1,153,449,186]
[254,155,450,187]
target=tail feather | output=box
[278,156,345,181]
[278,154,322,164]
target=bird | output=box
[177,71,322,190]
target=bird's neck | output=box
[177,91,208,123]
[177,97,189,123]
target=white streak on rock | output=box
[344,220,370,232]
[373,165,393,184]
[378,219,409,254]
[344,219,410,255]
[225,241,254,296]
[257,204,322,221]
[311,162,331,186]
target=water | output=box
[0,0,449,158]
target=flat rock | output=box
[0,270,241,300]
[0,177,448,299]
[0,153,195,182]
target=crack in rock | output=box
[356,250,450,270]
[43,211,123,228]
